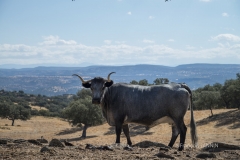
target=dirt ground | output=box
[0,109,240,159]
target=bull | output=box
[73,72,198,151]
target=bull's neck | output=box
[100,87,109,107]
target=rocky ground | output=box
[1,109,240,159]
[0,138,240,159]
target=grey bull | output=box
[73,72,198,151]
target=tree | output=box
[201,91,221,116]
[0,102,31,126]
[237,73,240,80]
[130,78,169,86]
[63,89,104,138]
[0,90,72,119]
[130,80,138,85]
[38,109,50,117]
[194,91,221,116]
[220,80,233,109]
[77,89,92,99]
[153,78,169,85]
[220,74,240,109]
[138,79,148,86]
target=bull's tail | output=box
[181,84,198,147]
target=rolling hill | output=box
[0,63,240,96]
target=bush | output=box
[38,109,50,117]
[31,109,39,116]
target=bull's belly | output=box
[105,117,116,126]
[123,116,174,127]
[148,116,174,127]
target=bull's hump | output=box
[114,83,180,89]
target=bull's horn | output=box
[72,74,91,84]
[107,72,116,82]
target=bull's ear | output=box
[105,80,113,87]
[82,82,91,88]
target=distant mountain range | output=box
[0,64,240,96]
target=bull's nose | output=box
[92,99,100,104]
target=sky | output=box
[0,0,240,68]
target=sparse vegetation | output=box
[130,78,169,86]
[192,73,240,114]
[0,90,72,125]
[0,126,10,130]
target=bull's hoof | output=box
[128,142,132,146]
[124,145,133,151]
[178,147,184,151]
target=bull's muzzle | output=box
[92,98,101,104]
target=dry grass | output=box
[29,105,48,111]
[0,116,72,140]
[0,109,239,148]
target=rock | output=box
[159,147,170,152]
[133,140,168,148]
[186,154,191,158]
[6,139,14,143]
[37,138,48,144]
[40,146,57,154]
[85,144,114,151]
[0,139,7,144]
[104,145,114,151]
[155,152,175,159]
[64,140,74,146]
[13,139,26,143]
[196,153,216,159]
[49,139,65,147]
[202,142,240,152]
[85,144,96,149]
[40,146,51,152]
[100,145,114,151]
[1,138,13,143]
[28,139,42,146]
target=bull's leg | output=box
[176,119,187,151]
[115,123,122,144]
[168,124,179,148]
[122,124,132,146]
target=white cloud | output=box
[1,35,240,66]
[39,35,77,45]
[127,11,132,15]
[168,39,175,42]
[211,34,240,42]
[143,39,155,44]
[0,44,33,52]
[104,40,112,45]
[149,16,154,19]
[222,12,229,17]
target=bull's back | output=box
[110,83,186,107]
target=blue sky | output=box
[0,0,240,68]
